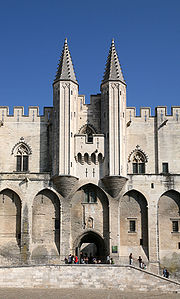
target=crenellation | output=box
[0,106,54,123]
[140,107,151,119]
[126,107,136,121]
[13,106,25,118]
[28,106,40,118]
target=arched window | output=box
[16,144,29,172]
[91,153,96,164]
[132,151,145,174]
[98,153,103,164]
[77,153,82,164]
[84,153,89,164]
[128,146,148,174]
[79,124,96,143]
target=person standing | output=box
[138,256,142,268]
[129,253,133,265]
[106,255,110,264]
[68,254,72,264]
[74,255,78,264]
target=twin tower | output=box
[52,38,127,198]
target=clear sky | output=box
[0,0,179,115]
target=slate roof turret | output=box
[102,39,126,85]
[54,38,78,85]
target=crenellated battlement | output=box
[126,106,180,121]
[0,106,53,122]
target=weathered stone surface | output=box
[0,265,179,292]
[52,175,79,197]
[101,175,128,198]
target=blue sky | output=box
[0,0,179,115]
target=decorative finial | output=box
[65,38,68,43]
[112,38,115,44]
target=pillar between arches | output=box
[147,194,159,274]
[20,201,31,264]
[60,199,71,261]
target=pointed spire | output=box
[54,38,78,85]
[102,39,126,85]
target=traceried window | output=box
[132,151,145,174]
[16,144,29,172]
[128,146,148,175]
[79,124,96,143]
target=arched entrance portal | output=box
[76,231,106,262]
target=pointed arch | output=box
[78,123,97,134]
[78,124,97,143]
[128,146,148,174]
[0,188,21,249]
[73,230,107,261]
[70,183,109,257]
[12,141,32,172]
[12,141,32,155]
[120,189,149,260]
[157,189,180,275]
[32,189,61,255]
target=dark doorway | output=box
[77,231,106,262]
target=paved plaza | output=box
[0,288,179,299]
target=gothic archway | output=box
[0,189,21,259]
[75,231,106,262]
[120,189,149,261]
[32,189,60,260]
[158,190,180,273]
[71,184,109,260]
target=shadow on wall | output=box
[0,189,21,262]
[158,190,180,278]
[32,189,60,261]
[120,189,149,260]
[40,109,53,173]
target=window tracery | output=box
[12,141,31,172]
[132,151,145,174]
[79,124,97,143]
[16,144,29,172]
[128,146,148,174]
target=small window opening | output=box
[83,189,97,203]
[172,221,179,232]
[140,239,143,245]
[162,162,169,174]
[129,220,136,232]
[87,134,93,143]
[151,183,154,189]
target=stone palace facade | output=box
[0,39,179,275]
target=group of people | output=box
[129,253,170,278]
[129,253,147,269]
[65,253,114,265]
[64,254,78,264]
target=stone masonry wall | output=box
[0,265,179,292]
